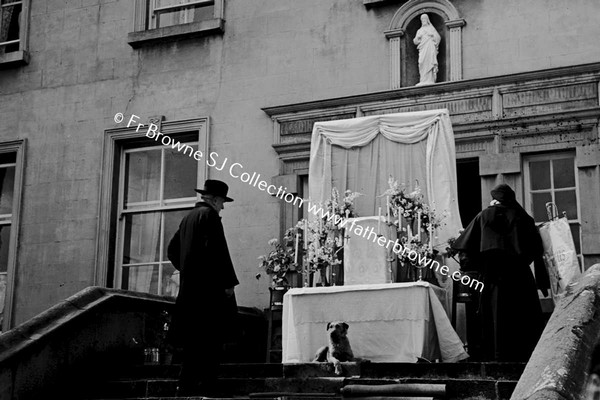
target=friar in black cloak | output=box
[451,183,549,362]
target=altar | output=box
[277,109,468,363]
[282,281,468,363]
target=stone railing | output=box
[511,264,600,400]
[0,287,175,400]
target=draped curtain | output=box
[0,2,17,56]
[126,152,162,293]
[128,213,161,293]
[309,109,462,248]
[308,109,463,311]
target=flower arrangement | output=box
[301,217,344,277]
[445,236,460,262]
[323,188,362,226]
[299,187,362,286]
[383,176,447,236]
[383,177,448,282]
[256,226,298,287]
[397,236,439,266]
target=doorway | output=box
[456,158,481,228]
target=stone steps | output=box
[81,362,524,400]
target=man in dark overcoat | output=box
[451,183,549,362]
[167,179,239,396]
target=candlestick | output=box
[378,207,382,235]
[398,214,402,236]
[294,231,299,264]
[345,209,350,243]
[417,211,422,241]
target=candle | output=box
[294,231,299,264]
[386,196,391,224]
[417,211,422,241]
[429,225,434,252]
[304,220,308,250]
[378,207,382,235]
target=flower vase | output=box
[269,286,288,309]
[318,266,329,287]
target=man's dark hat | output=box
[195,179,234,202]
[491,183,516,204]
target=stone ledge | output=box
[127,19,224,48]
[510,264,600,400]
[0,50,30,69]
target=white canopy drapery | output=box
[308,109,462,250]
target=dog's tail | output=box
[313,346,328,362]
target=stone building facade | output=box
[0,0,599,331]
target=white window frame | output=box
[115,142,199,295]
[97,118,209,290]
[149,0,216,29]
[523,151,582,267]
[0,140,25,332]
[132,0,224,31]
[0,0,30,66]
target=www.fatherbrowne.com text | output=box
[118,113,484,292]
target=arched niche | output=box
[385,0,465,89]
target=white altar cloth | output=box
[282,282,468,363]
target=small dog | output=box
[313,321,356,375]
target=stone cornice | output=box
[445,18,466,29]
[262,62,600,117]
[270,107,600,157]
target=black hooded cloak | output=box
[452,184,549,361]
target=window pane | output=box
[570,223,581,255]
[530,160,551,190]
[0,2,22,53]
[156,4,215,28]
[123,213,161,264]
[124,150,161,205]
[122,265,159,294]
[0,167,14,215]
[555,190,577,220]
[162,263,179,297]
[552,158,575,188]
[0,152,15,164]
[164,145,198,200]
[531,192,552,222]
[0,225,10,273]
[163,209,190,260]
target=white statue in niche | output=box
[413,14,441,86]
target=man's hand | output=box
[225,287,235,297]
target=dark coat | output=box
[451,203,549,361]
[452,203,549,289]
[167,201,239,344]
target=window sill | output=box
[128,18,224,48]
[0,50,30,69]
[363,0,397,7]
